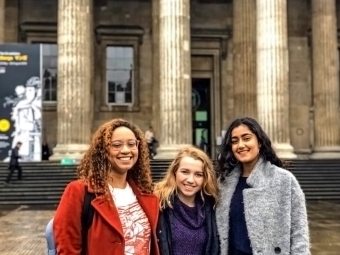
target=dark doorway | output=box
[192,78,211,156]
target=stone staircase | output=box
[0,159,339,206]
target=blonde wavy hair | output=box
[77,118,153,203]
[154,147,218,209]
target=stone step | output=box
[0,159,339,167]
[0,194,339,206]
[298,180,340,184]
[1,185,339,194]
[0,166,338,173]
[1,173,338,180]
[0,191,64,196]
[0,188,338,197]
[0,200,59,206]
[0,163,338,168]
[0,160,339,205]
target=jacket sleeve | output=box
[156,209,171,255]
[210,207,220,255]
[54,181,85,255]
[290,176,311,255]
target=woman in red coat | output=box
[53,119,160,255]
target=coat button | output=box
[274,247,281,254]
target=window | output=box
[106,46,134,105]
[41,44,58,102]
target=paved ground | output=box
[0,201,339,255]
[308,201,340,255]
[0,206,55,255]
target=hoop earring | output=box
[229,157,239,166]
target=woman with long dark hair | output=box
[216,117,310,255]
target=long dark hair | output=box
[217,117,285,181]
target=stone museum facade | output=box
[0,0,340,159]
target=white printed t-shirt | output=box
[109,183,151,255]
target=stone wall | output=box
[92,1,154,135]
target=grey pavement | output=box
[0,201,339,255]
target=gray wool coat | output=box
[216,158,310,255]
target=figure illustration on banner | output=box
[3,76,42,161]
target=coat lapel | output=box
[243,158,271,251]
[89,180,159,254]
[89,180,158,239]
[243,187,266,251]
[216,168,241,255]
[216,158,273,255]
[91,196,124,237]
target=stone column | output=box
[155,0,192,159]
[310,0,340,158]
[152,0,161,138]
[0,0,5,43]
[256,0,296,158]
[51,0,93,160]
[233,0,257,119]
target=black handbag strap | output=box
[81,187,96,255]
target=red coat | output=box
[53,179,160,255]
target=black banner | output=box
[0,44,42,162]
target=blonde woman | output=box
[154,147,219,255]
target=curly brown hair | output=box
[77,118,153,200]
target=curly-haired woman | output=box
[154,147,219,255]
[216,117,310,255]
[53,119,160,255]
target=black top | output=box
[229,177,253,255]
[9,147,20,166]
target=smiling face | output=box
[175,156,204,206]
[231,124,260,166]
[108,126,139,175]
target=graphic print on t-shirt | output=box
[117,201,151,255]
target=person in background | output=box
[53,119,160,255]
[216,117,310,255]
[154,146,219,255]
[42,141,51,160]
[145,126,155,159]
[5,141,23,184]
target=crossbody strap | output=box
[81,187,96,255]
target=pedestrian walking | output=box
[5,142,23,184]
